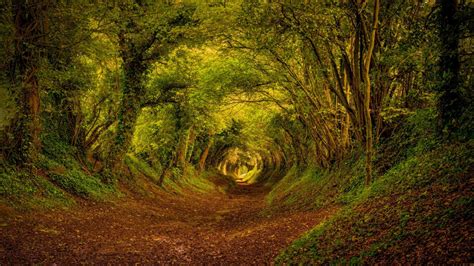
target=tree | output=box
[42,1,97,155]
[235,1,382,183]
[9,0,49,166]
[106,1,196,171]
[436,0,465,136]
[361,0,380,185]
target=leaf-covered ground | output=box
[0,183,337,264]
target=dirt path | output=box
[0,183,336,264]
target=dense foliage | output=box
[0,0,472,263]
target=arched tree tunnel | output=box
[213,146,286,185]
[1,1,472,264]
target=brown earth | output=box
[0,182,337,264]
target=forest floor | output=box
[0,181,337,264]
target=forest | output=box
[0,0,473,264]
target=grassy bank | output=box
[271,110,473,263]
[0,135,232,210]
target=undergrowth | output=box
[0,166,74,209]
[266,158,365,211]
[0,134,120,209]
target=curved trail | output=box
[0,182,336,264]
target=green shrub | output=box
[41,133,82,169]
[0,167,73,208]
[50,169,116,200]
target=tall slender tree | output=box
[362,0,380,185]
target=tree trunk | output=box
[198,138,213,171]
[10,0,48,166]
[341,70,351,151]
[107,60,145,170]
[185,125,196,163]
[175,131,188,167]
[436,0,464,135]
[106,1,158,172]
[363,0,380,186]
